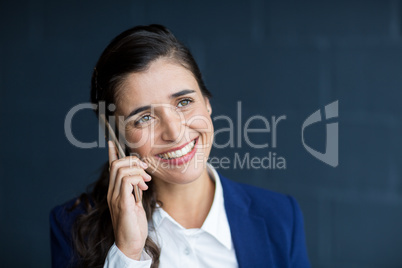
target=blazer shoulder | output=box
[219,173,301,223]
[51,197,86,220]
[50,196,90,239]
[219,173,311,267]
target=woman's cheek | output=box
[185,109,213,131]
[125,128,151,156]
[185,111,214,148]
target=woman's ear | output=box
[204,97,212,115]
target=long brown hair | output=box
[71,24,212,267]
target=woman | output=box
[50,24,311,268]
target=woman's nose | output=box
[160,107,185,142]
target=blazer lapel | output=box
[220,173,274,268]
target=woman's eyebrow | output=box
[126,89,196,119]
[126,105,151,119]
[170,89,195,98]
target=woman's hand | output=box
[107,141,152,260]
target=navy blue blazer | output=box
[50,172,311,267]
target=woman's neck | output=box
[153,169,215,229]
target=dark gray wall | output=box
[1,1,401,267]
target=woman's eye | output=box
[135,115,151,125]
[178,98,192,107]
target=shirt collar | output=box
[151,163,232,250]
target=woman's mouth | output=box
[155,137,199,165]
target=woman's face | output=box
[114,58,213,185]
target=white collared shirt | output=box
[104,163,238,268]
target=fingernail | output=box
[141,162,148,168]
[146,173,152,179]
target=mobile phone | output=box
[99,114,142,203]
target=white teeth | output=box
[158,139,196,160]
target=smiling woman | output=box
[49,24,311,268]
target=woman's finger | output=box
[120,176,148,202]
[109,156,147,180]
[109,157,147,190]
[127,155,148,169]
[108,141,119,202]
[112,166,151,200]
[108,141,119,165]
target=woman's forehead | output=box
[115,59,201,111]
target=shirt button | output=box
[184,247,190,255]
